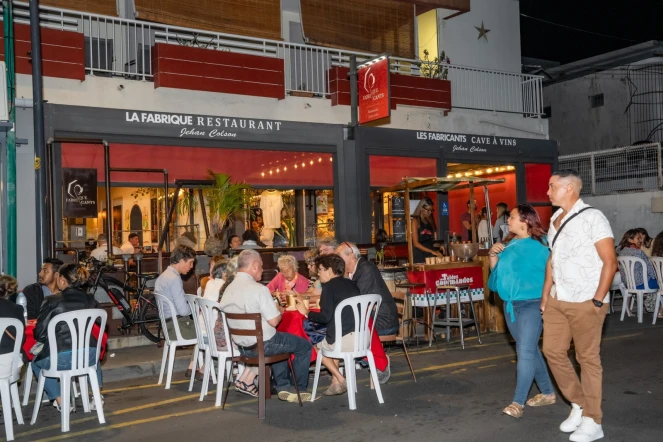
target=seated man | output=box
[220,249,314,402]
[154,245,201,379]
[90,234,123,262]
[16,258,63,320]
[121,232,140,255]
[317,237,339,256]
[336,241,399,383]
[236,230,262,250]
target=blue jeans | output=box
[32,350,103,401]
[504,299,554,405]
[238,331,312,392]
[378,325,399,336]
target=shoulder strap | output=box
[551,207,593,249]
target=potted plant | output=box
[176,170,251,252]
[416,49,450,80]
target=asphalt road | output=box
[8,315,663,442]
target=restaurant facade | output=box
[42,103,557,259]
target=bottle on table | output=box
[16,291,28,322]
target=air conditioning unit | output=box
[0,62,7,121]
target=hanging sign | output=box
[62,168,98,218]
[358,56,391,124]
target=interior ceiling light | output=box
[261,172,265,177]
[269,170,273,175]
[455,173,462,178]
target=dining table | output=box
[276,309,389,371]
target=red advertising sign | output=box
[407,265,484,295]
[358,57,390,124]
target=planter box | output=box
[0,23,85,81]
[153,43,285,99]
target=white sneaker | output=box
[560,403,583,433]
[52,400,75,413]
[89,395,105,411]
[569,416,604,442]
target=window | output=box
[590,93,604,108]
[543,105,552,119]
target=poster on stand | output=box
[62,168,97,218]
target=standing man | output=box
[336,242,398,384]
[541,169,616,442]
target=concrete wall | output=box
[544,73,631,156]
[583,191,663,243]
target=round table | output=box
[276,309,388,371]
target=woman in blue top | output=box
[488,204,555,418]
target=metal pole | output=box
[46,141,55,257]
[158,182,181,252]
[30,0,49,269]
[3,1,16,275]
[164,173,169,252]
[104,142,113,259]
[349,55,358,128]
[198,188,210,238]
[483,185,494,247]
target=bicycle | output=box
[85,259,163,343]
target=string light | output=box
[455,173,462,178]
[284,166,287,171]
[318,158,322,162]
[310,160,314,165]
[269,170,273,175]
[276,168,280,173]
[302,163,305,168]
[330,157,333,162]
[294,164,298,169]
[261,172,265,177]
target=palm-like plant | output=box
[175,170,251,243]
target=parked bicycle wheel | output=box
[139,295,163,343]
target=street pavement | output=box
[7,314,662,442]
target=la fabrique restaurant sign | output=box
[125,111,282,139]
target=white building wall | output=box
[439,0,522,72]
[15,74,548,139]
[583,191,663,242]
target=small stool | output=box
[395,282,433,348]
[432,285,482,349]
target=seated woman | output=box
[0,275,25,378]
[302,248,322,300]
[197,255,225,297]
[266,254,310,303]
[296,254,362,396]
[32,263,102,411]
[618,229,660,316]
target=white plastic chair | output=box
[196,298,234,405]
[608,272,629,315]
[154,293,199,389]
[0,318,25,441]
[310,294,384,411]
[650,257,663,324]
[30,309,107,433]
[184,294,217,393]
[618,256,658,323]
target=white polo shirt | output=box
[548,199,613,303]
[219,272,280,347]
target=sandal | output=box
[502,402,523,418]
[235,380,259,398]
[526,393,556,407]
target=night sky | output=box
[520,0,663,64]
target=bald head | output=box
[335,242,360,277]
[237,249,263,281]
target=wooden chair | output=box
[223,312,303,419]
[381,292,416,382]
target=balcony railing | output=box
[558,143,663,196]
[5,1,544,116]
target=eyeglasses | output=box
[343,241,353,254]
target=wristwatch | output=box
[592,299,603,308]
